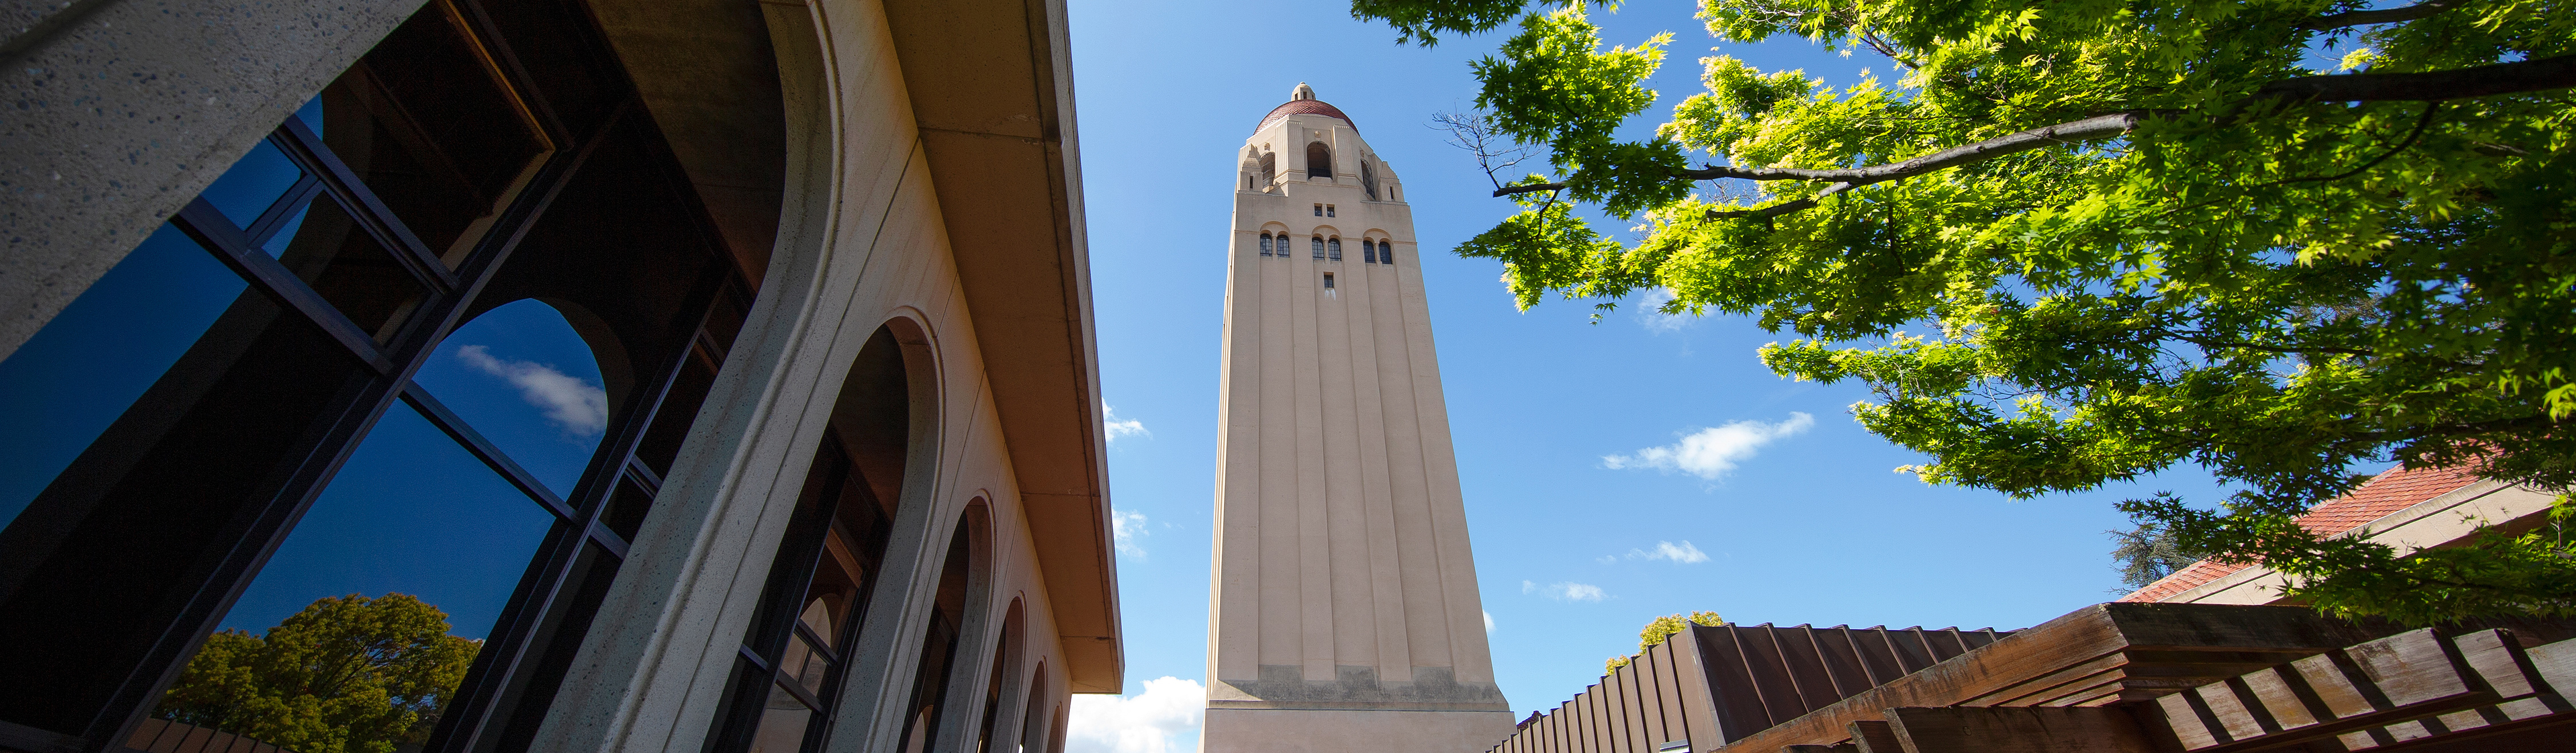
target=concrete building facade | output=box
[1199,84,1518,753]
[0,1,1118,752]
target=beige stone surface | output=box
[1204,85,1508,753]
[1202,708,1517,753]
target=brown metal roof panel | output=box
[1803,626,1873,698]
[1686,624,1778,743]
[1763,625,1840,714]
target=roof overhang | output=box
[880,0,1121,693]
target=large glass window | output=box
[0,1,771,751]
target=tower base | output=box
[1200,708,1518,753]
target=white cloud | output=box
[455,345,608,436]
[1637,287,1694,332]
[1104,402,1150,444]
[1484,610,1496,634]
[1111,508,1149,559]
[1524,580,1607,602]
[1629,541,1710,564]
[1066,676,1204,753]
[1603,412,1815,480]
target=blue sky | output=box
[1061,2,2247,751]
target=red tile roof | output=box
[1257,98,1356,133]
[2116,464,2486,603]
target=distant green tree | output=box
[157,594,479,753]
[2109,510,2209,591]
[1352,0,2576,624]
[1606,610,1725,673]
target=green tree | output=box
[157,593,479,753]
[1353,0,2576,624]
[1606,610,1725,673]
[2109,511,2210,590]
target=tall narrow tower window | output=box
[1328,238,1342,261]
[1361,160,1378,199]
[1311,236,1324,259]
[1261,153,1275,186]
[1363,241,1377,264]
[1380,241,1394,266]
[1306,143,1332,179]
[1259,234,1273,256]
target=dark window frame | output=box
[0,3,762,751]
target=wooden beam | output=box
[1882,706,2157,753]
[1844,720,1902,753]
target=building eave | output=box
[880,0,1121,693]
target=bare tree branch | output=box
[1431,110,1537,192]
[2298,1,2456,30]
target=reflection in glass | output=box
[0,224,248,528]
[264,197,432,342]
[199,139,306,229]
[217,401,557,640]
[323,0,555,266]
[413,299,613,497]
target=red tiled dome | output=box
[1257,99,1356,134]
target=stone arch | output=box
[1306,141,1332,179]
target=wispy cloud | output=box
[1484,610,1497,634]
[1066,676,1204,753]
[1603,412,1815,480]
[1523,579,1607,602]
[1111,508,1149,559]
[455,345,609,436]
[1629,540,1710,564]
[1637,287,1694,333]
[1104,402,1150,444]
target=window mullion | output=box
[397,382,576,522]
[269,117,462,293]
[172,199,398,374]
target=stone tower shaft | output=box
[1200,84,1515,753]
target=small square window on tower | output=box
[1322,273,1335,289]
[1313,204,1323,216]
[1326,204,1336,217]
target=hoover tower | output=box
[1199,84,1516,752]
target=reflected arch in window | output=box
[412,299,617,498]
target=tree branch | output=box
[2256,54,2576,102]
[1492,54,2576,218]
[2297,1,2455,30]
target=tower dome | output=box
[1255,82,1356,133]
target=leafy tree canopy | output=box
[1353,0,2576,623]
[1606,610,1725,673]
[157,593,479,753]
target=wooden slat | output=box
[1718,604,2432,753]
[2142,628,2504,752]
[1883,706,2156,753]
